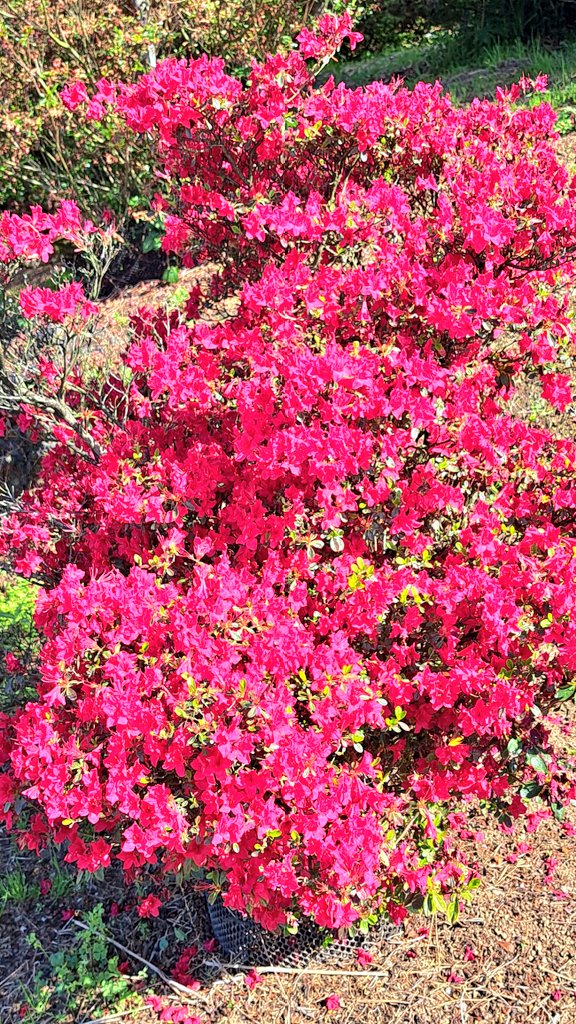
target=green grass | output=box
[322,34,576,122]
[0,868,40,911]
[0,574,40,711]
[0,576,37,632]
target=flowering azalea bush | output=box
[2,14,576,933]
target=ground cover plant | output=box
[3,4,576,987]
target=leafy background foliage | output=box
[0,0,353,218]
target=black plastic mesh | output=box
[0,422,46,503]
[206,895,399,968]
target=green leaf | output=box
[520,780,542,799]
[446,895,460,925]
[552,801,566,822]
[526,752,549,774]
[555,684,576,702]
[142,228,162,253]
[162,265,180,284]
[430,890,447,914]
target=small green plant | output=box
[55,906,146,1011]
[0,867,39,912]
[17,981,52,1024]
[45,849,77,901]
[20,905,147,1023]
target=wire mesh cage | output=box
[205,895,399,969]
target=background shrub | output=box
[1,0,152,215]
[355,1,576,57]
[353,1,434,53]
[0,0,350,220]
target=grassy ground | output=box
[323,35,576,130]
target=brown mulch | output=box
[1,803,576,1024]
[89,265,238,372]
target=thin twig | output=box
[204,959,408,978]
[71,920,207,1001]
[479,952,523,984]
[0,962,26,990]
[83,1009,143,1024]
[537,963,576,985]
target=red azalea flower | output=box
[245,970,263,991]
[356,948,373,966]
[137,894,163,918]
